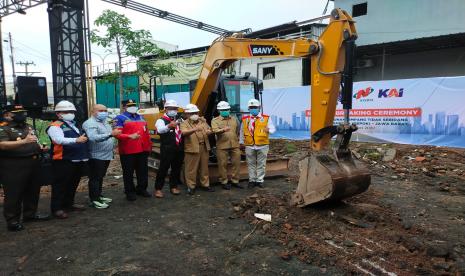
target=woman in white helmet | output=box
[47,100,89,219]
[180,103,215,195]
[211,101,242,190]
[239,98,276,188]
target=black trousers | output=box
[0,156,41,224]
[155,146,184,190]
[51,160,86,212]
[120,152,148,195]
[88,159,110,201]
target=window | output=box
[263,67,275,80]
[223,80,255,113]
[352,2,367,17]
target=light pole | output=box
[91,52,114,75]
[3,33,17,94]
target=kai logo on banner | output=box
[353,87,374,100]
[248,45,283,56]
[378,88,404,98]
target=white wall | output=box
[233,58,303,88]
[334,0,465,45]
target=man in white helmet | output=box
[153,99,183,198]
[180,103,214,195]
[211,101,242,190]
[47,100,89,219]
[239,98,275,188]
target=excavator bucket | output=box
[290,152,370,207]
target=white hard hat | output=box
[164,99,178,108]
[184,103,200,113]
[247,99,260,107]
[217,101,231,110]
[54,100,77,112]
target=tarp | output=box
[263,76,465,148]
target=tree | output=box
[91,10,175,110]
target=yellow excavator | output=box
[142,8,370,206]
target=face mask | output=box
[127,106,138,114]
[166,110,177,117]
[61,113,75,121]
[249,109,260,116]
[190,114,199,121]
[96,112,109,121]
[220,110,230,117]
[12,113,27,123]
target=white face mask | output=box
[190,114,199,121]
[166,110,178,117]
[127,106,138,114]
[61,113,75,121]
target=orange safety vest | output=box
[242,115,270,146]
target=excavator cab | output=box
[190,73,262,124]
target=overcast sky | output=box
[1,0,332,82]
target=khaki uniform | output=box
[211,116,240,184]
[180,117,211,189]
[0,122,42,224]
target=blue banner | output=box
[262,76,465,148]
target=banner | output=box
[263,76,465,148]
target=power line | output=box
[16,61,41,76]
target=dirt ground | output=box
[0,140,464,275]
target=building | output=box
[140,21,327,98]
[141,1,465,101]
[332,0,465,81]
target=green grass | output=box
[285,143,298,154]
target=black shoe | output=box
[23,213,51,223]
[232,183,244,189]
[126,193,137,201]
[136,190,151,198]
[187,188,195,195]
[223,184,231,190]
[204,186,215,192]
[7,222,24,232]
[255,182,264,188]
[248,182,256,188]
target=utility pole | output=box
[8,32,17,94]
[16,61,40,76]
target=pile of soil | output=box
[232,140,465,275]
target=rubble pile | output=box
[234,191,465,275]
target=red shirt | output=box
[115,113,151,155]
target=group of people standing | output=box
[0,97,275,232]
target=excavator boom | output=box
[190,8,370,206]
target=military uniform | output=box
[211,115,241,185]
[0,114,42,229]
[180,117,211,190]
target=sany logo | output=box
[248,45,281,56]
[353,87,374,99]
[378,88,404,98]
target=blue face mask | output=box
[249,109,260,116]
[220,110,230,117]
[96,112,109,121]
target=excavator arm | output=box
[192,8,355,151]
[192,9,370,206]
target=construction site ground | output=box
[1,140,464,275]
